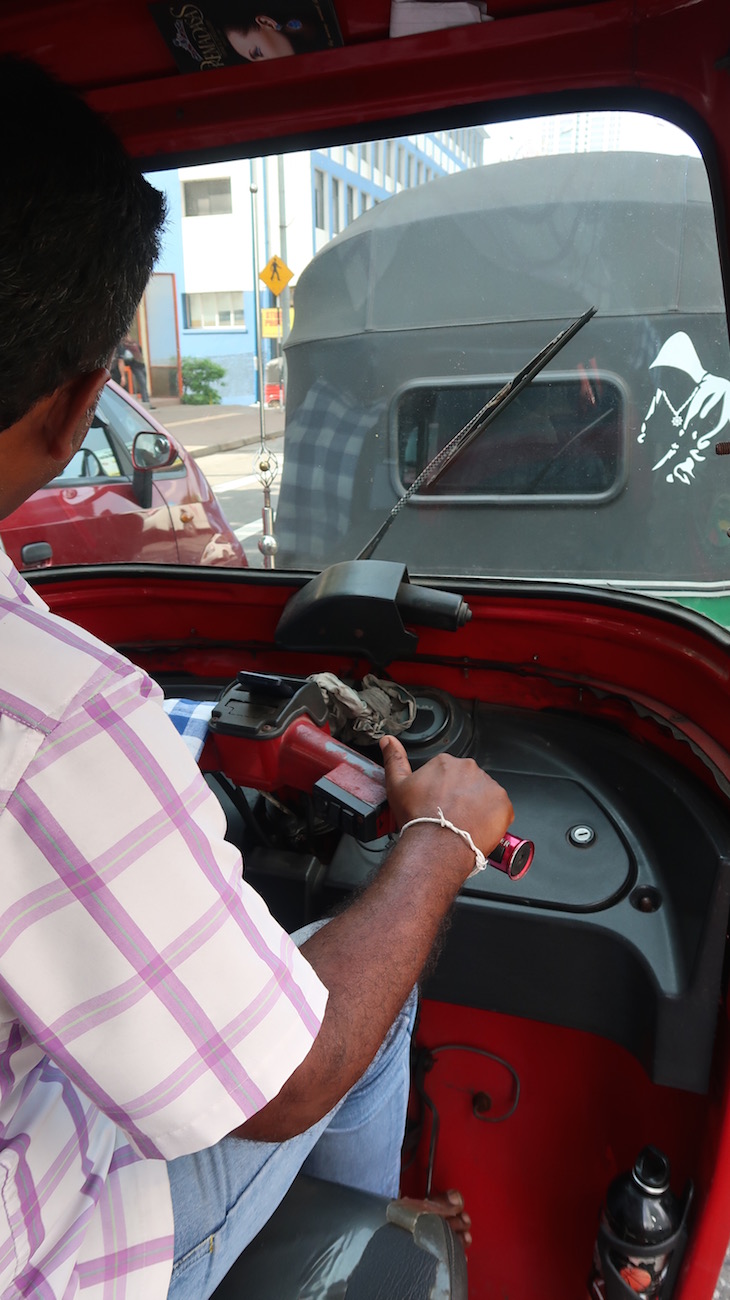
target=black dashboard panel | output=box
[326,697,730,1094]
[162,675,730,1094]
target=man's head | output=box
[0,57,165,515]
[0,58,165,432]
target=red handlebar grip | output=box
[487,833,534,879]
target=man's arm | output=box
[234,736,513,1142]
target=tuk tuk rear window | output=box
[394,374,625,500]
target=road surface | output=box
[201,438,284,568]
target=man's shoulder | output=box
[0,591,158,813]
[0,586,149,735]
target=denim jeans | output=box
[166,922,417,1300]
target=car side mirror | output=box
[131,431,176,508]
[131,431,175,471]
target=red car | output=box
[0,381,246,570]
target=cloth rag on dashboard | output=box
[309,673,416,745]
[163,674,417,763]
[163,697,215,762]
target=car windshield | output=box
[14,107,730,625]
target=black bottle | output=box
[588,1146,682,1298]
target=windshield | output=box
[9,108,730,624]
[268,114,730,625]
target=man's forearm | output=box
[233,824,470,1142]
[233,741,513,1143]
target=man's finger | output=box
[379,734,412,786]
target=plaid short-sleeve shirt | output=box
[0,555,328,1298]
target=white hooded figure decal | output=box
[638,331,730,485]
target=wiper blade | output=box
[356,305,597,562]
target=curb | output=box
[187,434,263,459]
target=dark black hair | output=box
[0,58,166,431]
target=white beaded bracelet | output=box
[399,806,487,875]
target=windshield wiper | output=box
[356,305,597,562]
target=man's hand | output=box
[381,734,514,882]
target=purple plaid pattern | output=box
[0,555,327,1298]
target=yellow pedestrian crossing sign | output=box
[259,255,293,296]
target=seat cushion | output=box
[211,1174,467,1299]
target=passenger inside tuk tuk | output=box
[0,56,513,1300]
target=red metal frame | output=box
[33,575,730,773]
[4,0,730,1292]
[407,1000,710,1299]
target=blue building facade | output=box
[145,126,486,405]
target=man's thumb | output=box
[379,733,412,785]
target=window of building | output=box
[332,177,342,233]
[397,146,406,186]
[183,291,245,329]
[386,140,395,180]
[182,178,232,217]
[559,125,575,152]
[314,169,326,229]
[346,185,357,225]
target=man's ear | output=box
[45,369,110,464]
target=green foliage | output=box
[181,357,226,405]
